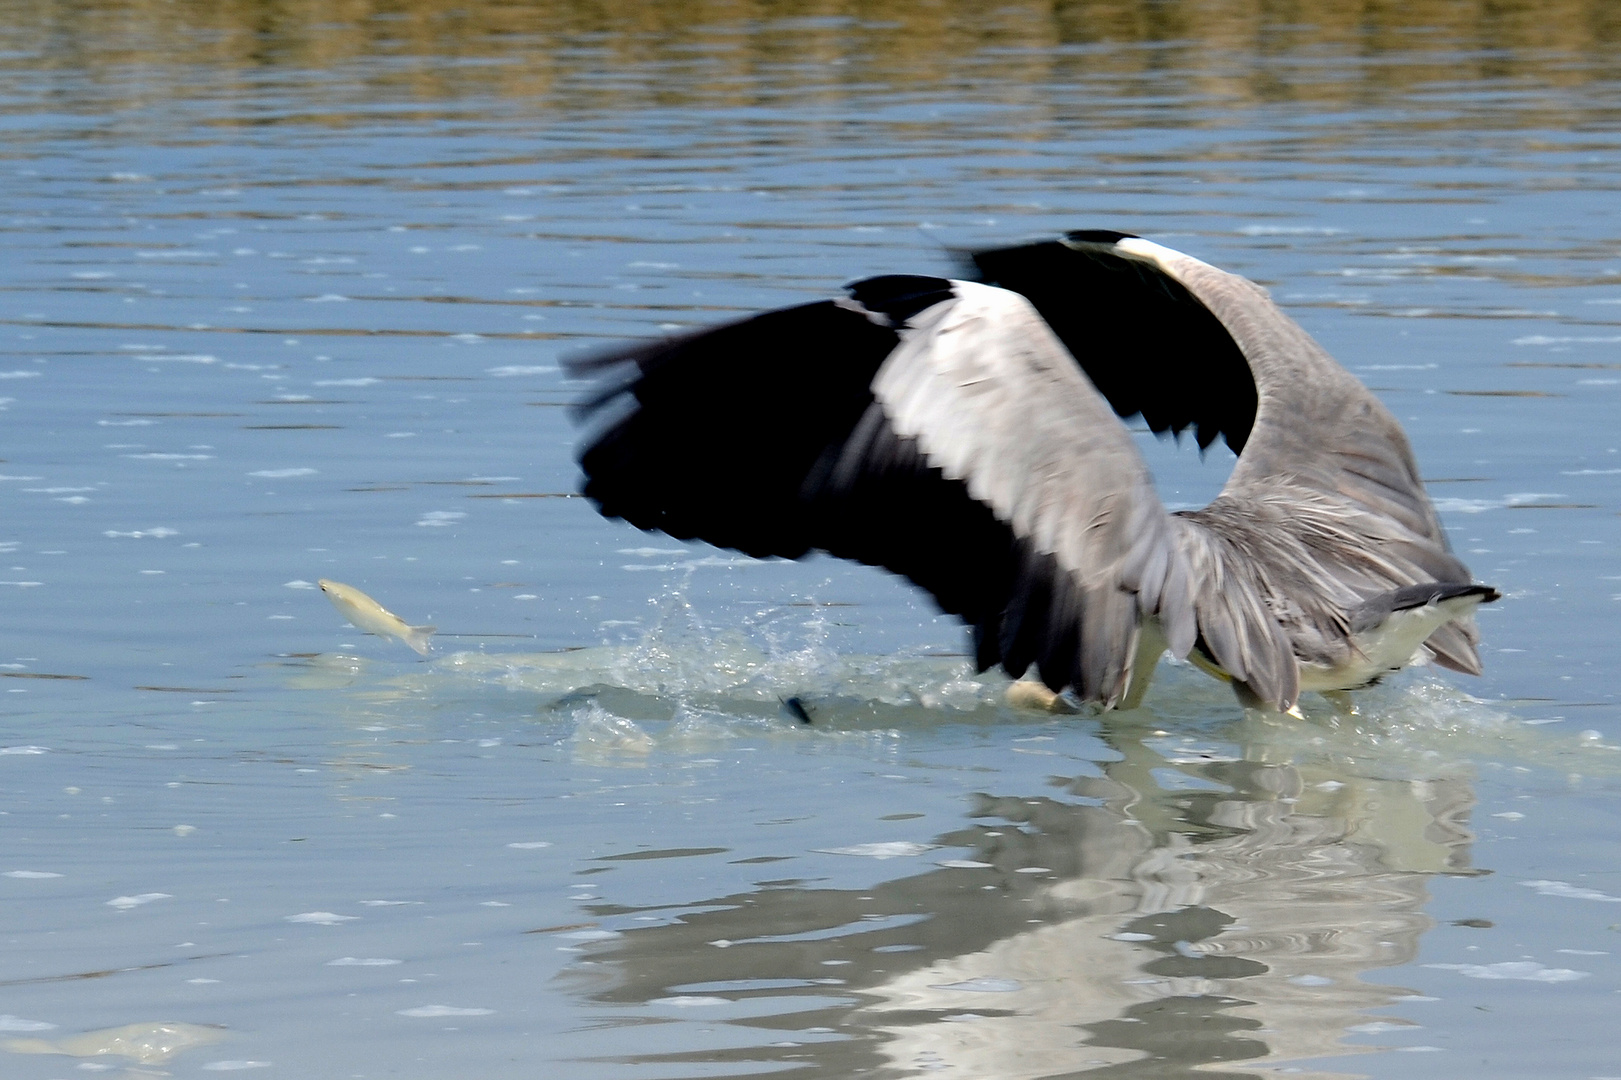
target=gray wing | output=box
[866,280,1196,705]
[1113,238,1442,537]
[970,232,1486,697]
[1108,238,1484,678]
[863,278,1306,707]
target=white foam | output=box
[4,870,63,878]
[396,1005,494,1018]
[327,957,402,966]
[285,912,358,925]
[107,893,171,909]
[0,1015,56,1031]
[1238,224,1346,236]
[1514,334,1621,345]
[103,527,178,539]
[249,468,318,478]
[1433,492,1567,514]
[1522,880,1621,903]
[816,841,937,859]
[1346,1021,1415,1034]
[202,1062,272,1071]
[1424,961,1588,982]
[486,365,558,377]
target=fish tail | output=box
[405,625,436,656]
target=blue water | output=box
[2,6,1620,1078]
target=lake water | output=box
[2,2,1619,1077]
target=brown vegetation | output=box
[3,1,1617,115]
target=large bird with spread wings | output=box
[569,230,1498,712]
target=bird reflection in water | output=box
[568,708,1475,1080]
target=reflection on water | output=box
[261,571,1618,1079]
[293,607,1528,1079]
[542,666,1483,1079]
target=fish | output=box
[317,579,435,656]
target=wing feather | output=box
[571,277,1243,706]
[867,281,1193,703]
[573,235,1492,711]
[1112,238,1486,677]
[970,233,1487,682]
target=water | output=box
[2,3,1620,1077]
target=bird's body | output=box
[570,231,1498,712]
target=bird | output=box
[567,230,1499,713]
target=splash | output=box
[300,574,1614,780]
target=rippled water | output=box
[2,3,1619,1078]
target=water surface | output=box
[2,4,1619,1078]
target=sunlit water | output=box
[2,4,1620,1078]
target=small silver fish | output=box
[317,578,435,656]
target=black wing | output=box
[570,276,1192,703]
[970,231,1258,454]
[571,281,1022,641]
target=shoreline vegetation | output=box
[1,1,1618,122]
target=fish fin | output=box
[405,625,436,656]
